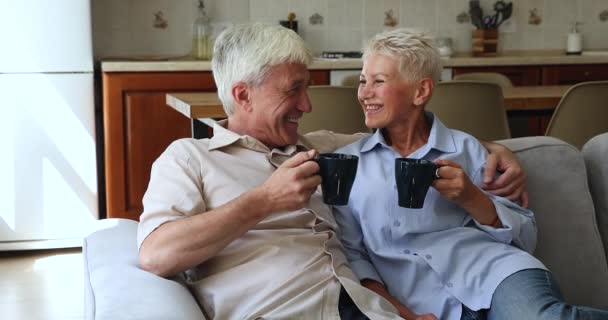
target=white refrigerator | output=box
[0,0,100,250]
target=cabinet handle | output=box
[584,71,592,77]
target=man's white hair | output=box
[363,28,442,84]
[211,23,312,116]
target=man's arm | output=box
[480,140,528,207]
[139,150,321,277]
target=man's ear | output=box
[232,82,253,113]
[413,78,434,107]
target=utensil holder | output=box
[472,29,498,57]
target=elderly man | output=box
[137,23,527,319]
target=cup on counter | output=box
[315,153,358,205]
[395,158,441,209]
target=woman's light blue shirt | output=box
[333,113,546,320]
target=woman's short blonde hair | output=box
[212,23,312,116]
[363,28,442,85]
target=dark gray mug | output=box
[395,158,441,209]
[315,153,358,205]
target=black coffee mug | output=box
[315,153,358,205]
[395,158,441,209]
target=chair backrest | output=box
[426,81,511,141]
[301,86,370,134]
[453,72,513,87]
[545,81,608,149]
[582,132,608,262]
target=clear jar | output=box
[192,0,213,60]
[437,37,453,57]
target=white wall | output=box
[92,0,608,58]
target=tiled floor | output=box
[0,248,84,320]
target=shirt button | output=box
[425,254,432,260]
[393,220,401,227]
[403,249,411,254]
[446,282,453,288]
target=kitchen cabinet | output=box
[103,72,215,220]
[542,64,608,85]
[452,64,608,86]
[310,70,330,85]
[102,70,330,221]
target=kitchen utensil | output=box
[469,0,484,29]
[483,15,497,29]
[495,1,512,28]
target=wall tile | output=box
[326,27,364,51]
[364,0,401,28]
[266,0,290,23]
[543,0,578,28]
[584,24,608,49]
[400,0,437,32]
[327,0,349,28]
[249,0,274,23]
[93,0,607,58]
[521,29,544,50]
[304,29,328,54]
[211,0,249,23]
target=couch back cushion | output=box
[499,136,608,309]
[583,133,608,263]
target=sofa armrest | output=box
[83,219,205,320]
[498,136,608,309]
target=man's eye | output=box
[359,80,366,84]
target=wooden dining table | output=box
[166,85,571,138]
[502,85,570,111]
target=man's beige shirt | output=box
[138,122,400,319]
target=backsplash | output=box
[92,0,608,58]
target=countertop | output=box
[100,49,608,72]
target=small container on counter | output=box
[192,0,213,60]
[566,22,582,55]
[437,37,454,57]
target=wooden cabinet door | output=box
[309,70,330,85]
[542,64,608,85]
[452,66,541,86]
[103,72,216,220]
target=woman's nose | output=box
[358,83,371,101]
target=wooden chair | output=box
[545,81,608,149]
[426,81,511,141]
[453,72,513,87]
[301,86,370,134]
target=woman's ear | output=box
[232,82,253,113]
[413,78,434,107]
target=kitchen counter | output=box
[100,49,608,72]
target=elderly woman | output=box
[333,29,608,320]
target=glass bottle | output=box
[192,0,213,60]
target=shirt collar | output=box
[208,119,310,154]
[360,112,457,155]
[426,112,457,154]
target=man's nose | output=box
[299,93,312,113]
